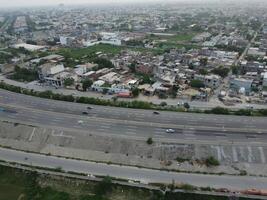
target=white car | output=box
[87,174,96,178]
[166,129,175,133]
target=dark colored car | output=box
[153,111,160,115]
[82,111,89,115]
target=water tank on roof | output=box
[239,87,246,95]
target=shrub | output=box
[205,156,220,167]
[184,102,190,109]
[176,157,190,163]
[209,107,229,115]
[131,88,140,97]
[146,137,153,145]
[94,176,112,196]
[235,109,252,116]
[180,184,196,191]
[240,170,247,176]
[258,109,267,116]
[160,102,167,107]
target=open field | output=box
[57,44,162,60]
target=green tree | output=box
[94,176,112,196]
[231,65,239,75]
[128,63,136,73]
[212,66,230,78]
[93,58,114,69]
[199,68,208,75]
[131,88,140,97]
[10,66,38,82]
[199,57,208,66]
[64,78,74,87]
[190,80,205,88]
[82,78,93,91]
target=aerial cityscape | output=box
[0,0,267,199]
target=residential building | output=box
[194,74,221,89]
[230,78,253,94]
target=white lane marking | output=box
[184,137,197,140]
[211,146,221,161]
[248,146,252,163]
[28,128,36,142]
[126,128,136,132]
[98,128,108,132]
[125,131,136,135]
[258,147,266,164]
[100,125,110,128]
[7,115,17,118]
[232,146,238,162]
[127,125,138,129]
[155,135,164,138]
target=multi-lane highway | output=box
[0,89,267,143]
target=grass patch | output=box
[168,33,196,42]
[0,183,24,200]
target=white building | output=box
[91,80,106,92]
[110,84,130,94]
[83,32,122,47]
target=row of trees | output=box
[9,66,38,82]
[1,82,267,116]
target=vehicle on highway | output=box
[82,111,89,115]
[87,106,93,110]
[78,120,84,124]
[87,174,96,178]
[246,104,254,110]
[153,111,160,115]
[166,129,175,133]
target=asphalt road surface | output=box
[0,89,267,143]
[1,147,267,190]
